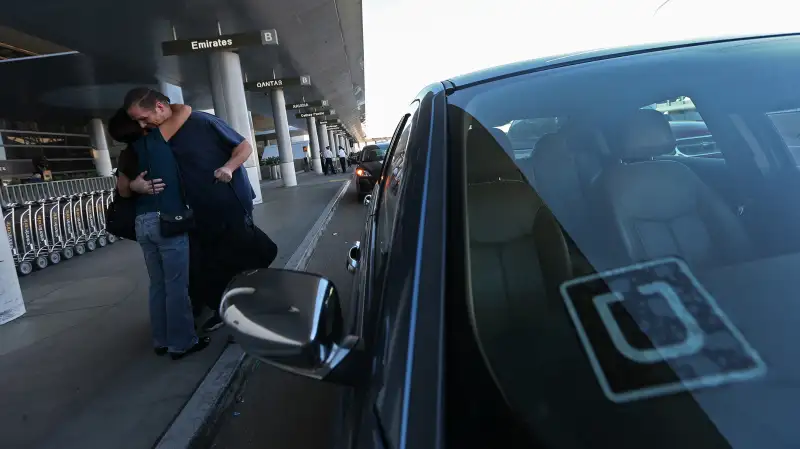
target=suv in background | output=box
[352,142,389,201]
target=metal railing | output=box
[1,176,115,205]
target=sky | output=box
[362,0,800,137]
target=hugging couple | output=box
[109,87,277,360]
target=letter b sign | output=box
[261,29,279,45]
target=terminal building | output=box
[0,3,366,448]
[0,3,365,186]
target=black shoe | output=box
[202,313,225,333]
[154,347,168,356]
[170,337,211,360]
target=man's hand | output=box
[214,166,233,183]
[130,171,165,195]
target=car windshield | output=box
[448,36,800,448]
[361,144,388,162]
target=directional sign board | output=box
[296,110,334,119]
[246,76,311,91]
[287,100,328,110]
[162,30,278,56]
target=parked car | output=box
[220,33,800,449]
[352,142,388,201]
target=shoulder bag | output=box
[143,138,196,237]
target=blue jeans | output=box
[135,212,197,353]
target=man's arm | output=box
[205,115,253,183]
[158,104,192,141]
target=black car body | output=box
[353,143,389,200]
[222,33,800,449]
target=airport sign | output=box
[296,109,334,119]
[287,100,328,110]
[162,29,278,56]
[246,76,311,91]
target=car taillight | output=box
[356,168,372,177]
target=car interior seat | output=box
[596,109,752,271]
[463,122,598,449]
[464,120,575,401]
[527,126,619,274]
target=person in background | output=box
[108,104,211,360]
[324,145,335,175]
[337,146,347,173]
[123,87,278,333]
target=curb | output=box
[153,179,352,449]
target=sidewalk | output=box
[0,171,350,449]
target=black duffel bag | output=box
[105,190,137,240]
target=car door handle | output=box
[346,241,361,274]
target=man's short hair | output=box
[123,87,170,111]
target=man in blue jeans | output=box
[124,88,278,332]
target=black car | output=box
[352,143,389,201]
[221,33,800,449]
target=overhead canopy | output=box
[0,0,365,139]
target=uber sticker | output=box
[560,257,766,404]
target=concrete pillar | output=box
[268,88,298,187]
[328,130,336,156]
[0,130,6,161]
[306,117,323,174]
[318,122,330,174]
[158,80,185,104]
[248,111,262,180]
[89,118,113,177]
[318,122,330,154]
[208,51,263,204]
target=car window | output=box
[360,144,387,162]
[370,104,420,446]
[448,37,800,449]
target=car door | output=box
[344,85,447,449]
[338,110,412,449]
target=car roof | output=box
[447,33,800,90]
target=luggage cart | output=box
[71,191,89,255]
[2,201,33,275]
[81,181,100,252]
[42,181,72,260]
[103,185,118,244]
[31,198,57,269]
[90,178,109,247]
[59,187,78,260]
[16,201,37,275]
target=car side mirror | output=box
[363,194,372,206]
[220,269,358,382]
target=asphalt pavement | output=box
[208,180,368,449]
[0,172,349,449]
